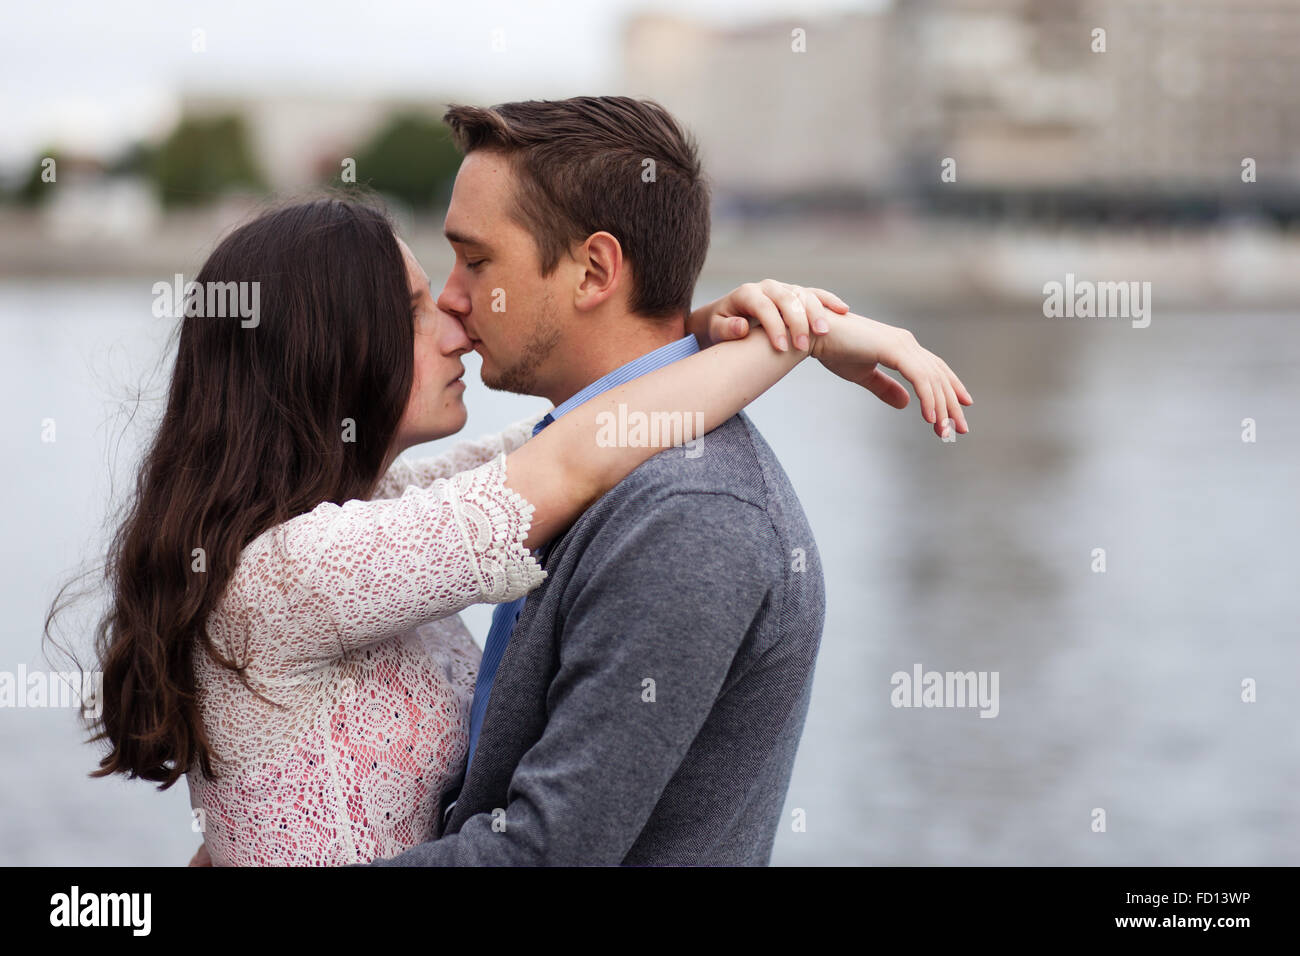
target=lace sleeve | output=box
[256,453,545,664]
[371,411,549,500]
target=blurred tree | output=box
[13,148,62,206]
[153,114,266,207]
[347,113,462,208]
[108,140,158,178]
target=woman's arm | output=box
[369,279,838,501]
[264,453,548,661]
[369,279,841,500]
[504,330,806,549]
[259,287,969,661]
[699,280,974,437]
[506,303,973,551]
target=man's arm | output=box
[371,488,779,866]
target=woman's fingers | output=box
[943,359,974,405]
[935,365,966,435]
[867,368,910,409]
[919,358,953,437]
[747,297,791,350]
[759,279,810,351]
[802,287,849,334]
[916,374,937,426]
[924,353,969,435]
[886,334,972,437]
[708,309,747,342]
[931,376,950,437]
[724,283,787,349]
[904,361,950,436]
[797,287,835,337]
[820,312,972,438]
[808,287,850,315]
[713,280,850,351]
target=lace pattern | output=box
[370,413,543,501]
[187,443,546,866]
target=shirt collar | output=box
[549,334,700,421]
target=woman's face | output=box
[392,237,473,451]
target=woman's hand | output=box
[812,312,974,438]
[691,281,973,437]
[690,279,849,352]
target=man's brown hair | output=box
[443,96,710,318]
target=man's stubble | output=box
[481,288,563,398]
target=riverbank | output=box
[3,207,1298,311]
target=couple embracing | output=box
[86,96,971,866]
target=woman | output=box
[78,197,971,866]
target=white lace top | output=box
[186,413,547,866]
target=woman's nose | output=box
[438,310,473,355]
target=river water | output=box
[1,277,1296,865]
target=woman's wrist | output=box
[810,309,877,365]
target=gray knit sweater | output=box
[372,412,826,866]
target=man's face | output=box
[436,151,564,397]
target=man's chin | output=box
[481,366,536,397]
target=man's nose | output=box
[436,277,470,320]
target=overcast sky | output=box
[1,0,882,170]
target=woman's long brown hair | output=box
[48,197,415,789]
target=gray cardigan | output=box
[372,412,825,865]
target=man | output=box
[374,96,826,865]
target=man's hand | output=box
[812,312,974,438]
[187,843,213,867]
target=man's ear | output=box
[573,231,624,313]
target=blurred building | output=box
[889,0,1103,191]
[625,0,1300,217]
[1087,0,1300,191]
[622,13,893,210]
[895,0,1300,210]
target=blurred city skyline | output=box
[6,0,1300,312]
[5,0,1299,217]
